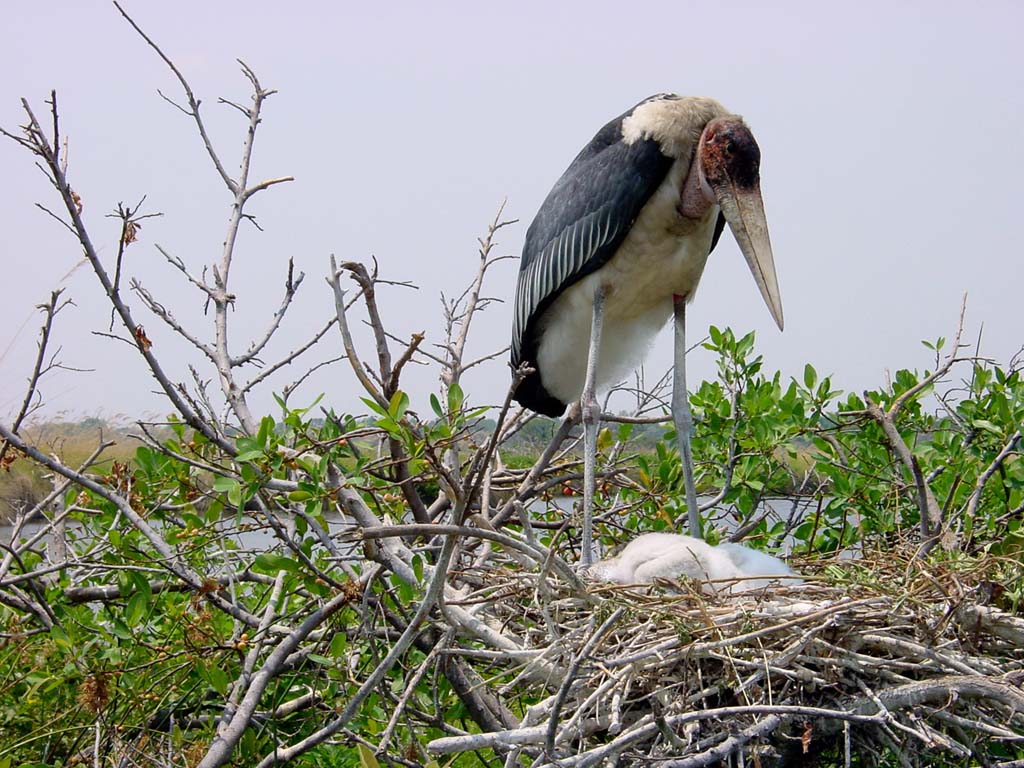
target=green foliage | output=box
[0,393,458,765]
[2,330,1022,765]
[595,326,1023,559]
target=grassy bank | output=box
[1,418,144,523]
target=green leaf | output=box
[375,415,400,435]
[360,397,388,417]
[329,632,348,657]
[803,363,817,390]
[64,487,81,508]
[50,625,72,651]
[973,419,1002,436]
[205,497,224,522]
[288,490,315,502]
[296,457,319,475]
[389,390,410,421]
[212,476,240,493]
[235,450,264,463]
[110,618,133,641]
[258,415,275,447]
[205,664,229,695]
[358,744,382,768]
[253,553,300,574]
[125,592,148,627]
[304,574,331,597]
[447,381,465,414]
[135,446,155,474]
[399,579,414,603]
[430,393,444,420]
[127,570,153,602]
[817,377,835,402]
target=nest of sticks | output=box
[428,546,1024,767]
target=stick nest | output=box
[433,545,1024,767]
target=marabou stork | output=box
[510,94,783,567]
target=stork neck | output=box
[679,152,715,219]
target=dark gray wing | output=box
[511,119,673,373]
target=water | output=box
[533,494,818,545]
[0,510,359,559]
[0,495,823,561]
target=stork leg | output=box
[580,284,607,568]
[673,295,702,539]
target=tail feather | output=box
[512,367,568,417]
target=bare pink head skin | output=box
[681,117,784,330]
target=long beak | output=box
[713,182,784,331]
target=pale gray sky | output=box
[2,1,1022,421]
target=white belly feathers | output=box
[535,165,719,406]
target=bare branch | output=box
[107,198,162,331]
[250,526,464,768]
[241,175,295,200]
[461,344,511,373]
[357,523,582,591]
[198,590,353,768]
[338,260,395,395]
[546,608,624,754]
[444,202,517,386]
[113,2,236,192]
[961,430,1022,524]
[386,332,425,394]
[132,278,216,361]
[32,202,76,236]
[8,97,234,452]
[0,290,69,468]
[156,244,214,297]
[279,355,345,404]
[328,256,387,409]
[232,259,305,367]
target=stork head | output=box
[698,117,784,330]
